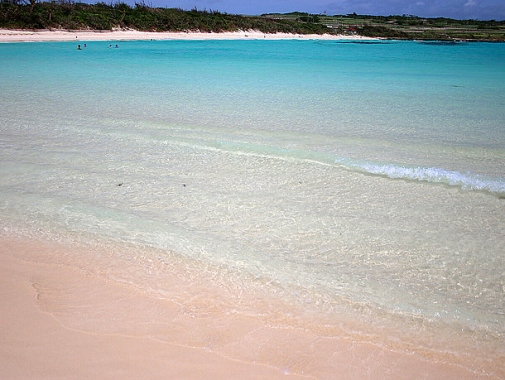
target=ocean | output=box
[1,39,504,376]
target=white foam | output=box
[337,159,505,195]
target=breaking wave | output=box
[339,159,505,196]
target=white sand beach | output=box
[0,28,375,42]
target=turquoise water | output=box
[1,39,505,373]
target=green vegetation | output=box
[270,12,505,41]
[1,2,504,41]
[0,1,331,34]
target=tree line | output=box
[0,1,333,34]
[1,2,503,41]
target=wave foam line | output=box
[157,134,505,196]
[346,161,505,195]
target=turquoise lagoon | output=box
[1,39,504,375]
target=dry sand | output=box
[0,28,375,43]
[0,236,488,379]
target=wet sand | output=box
[0,235,488,379]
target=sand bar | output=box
[0,28,376,42]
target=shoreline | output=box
[0,232,497,379]
[0,28,376,42]
[0,236,307,380]
[2,33,503,379]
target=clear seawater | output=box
[1,39,504,373]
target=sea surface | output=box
[1,39,504,375]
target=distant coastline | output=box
[0,28,376,43]
[1,3,504,42]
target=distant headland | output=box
[1,2,504,42]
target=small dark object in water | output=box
[117,183,123,186]
[182,184,186,187]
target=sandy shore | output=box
[0,238,307,379]
[0,28,375,42]
[1,30,499,378]
[1,235,490,379]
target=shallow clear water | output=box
[1,39,504,372]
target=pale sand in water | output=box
[0,31,498,378]
[0,236,488,379]
[0,28,376,42]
